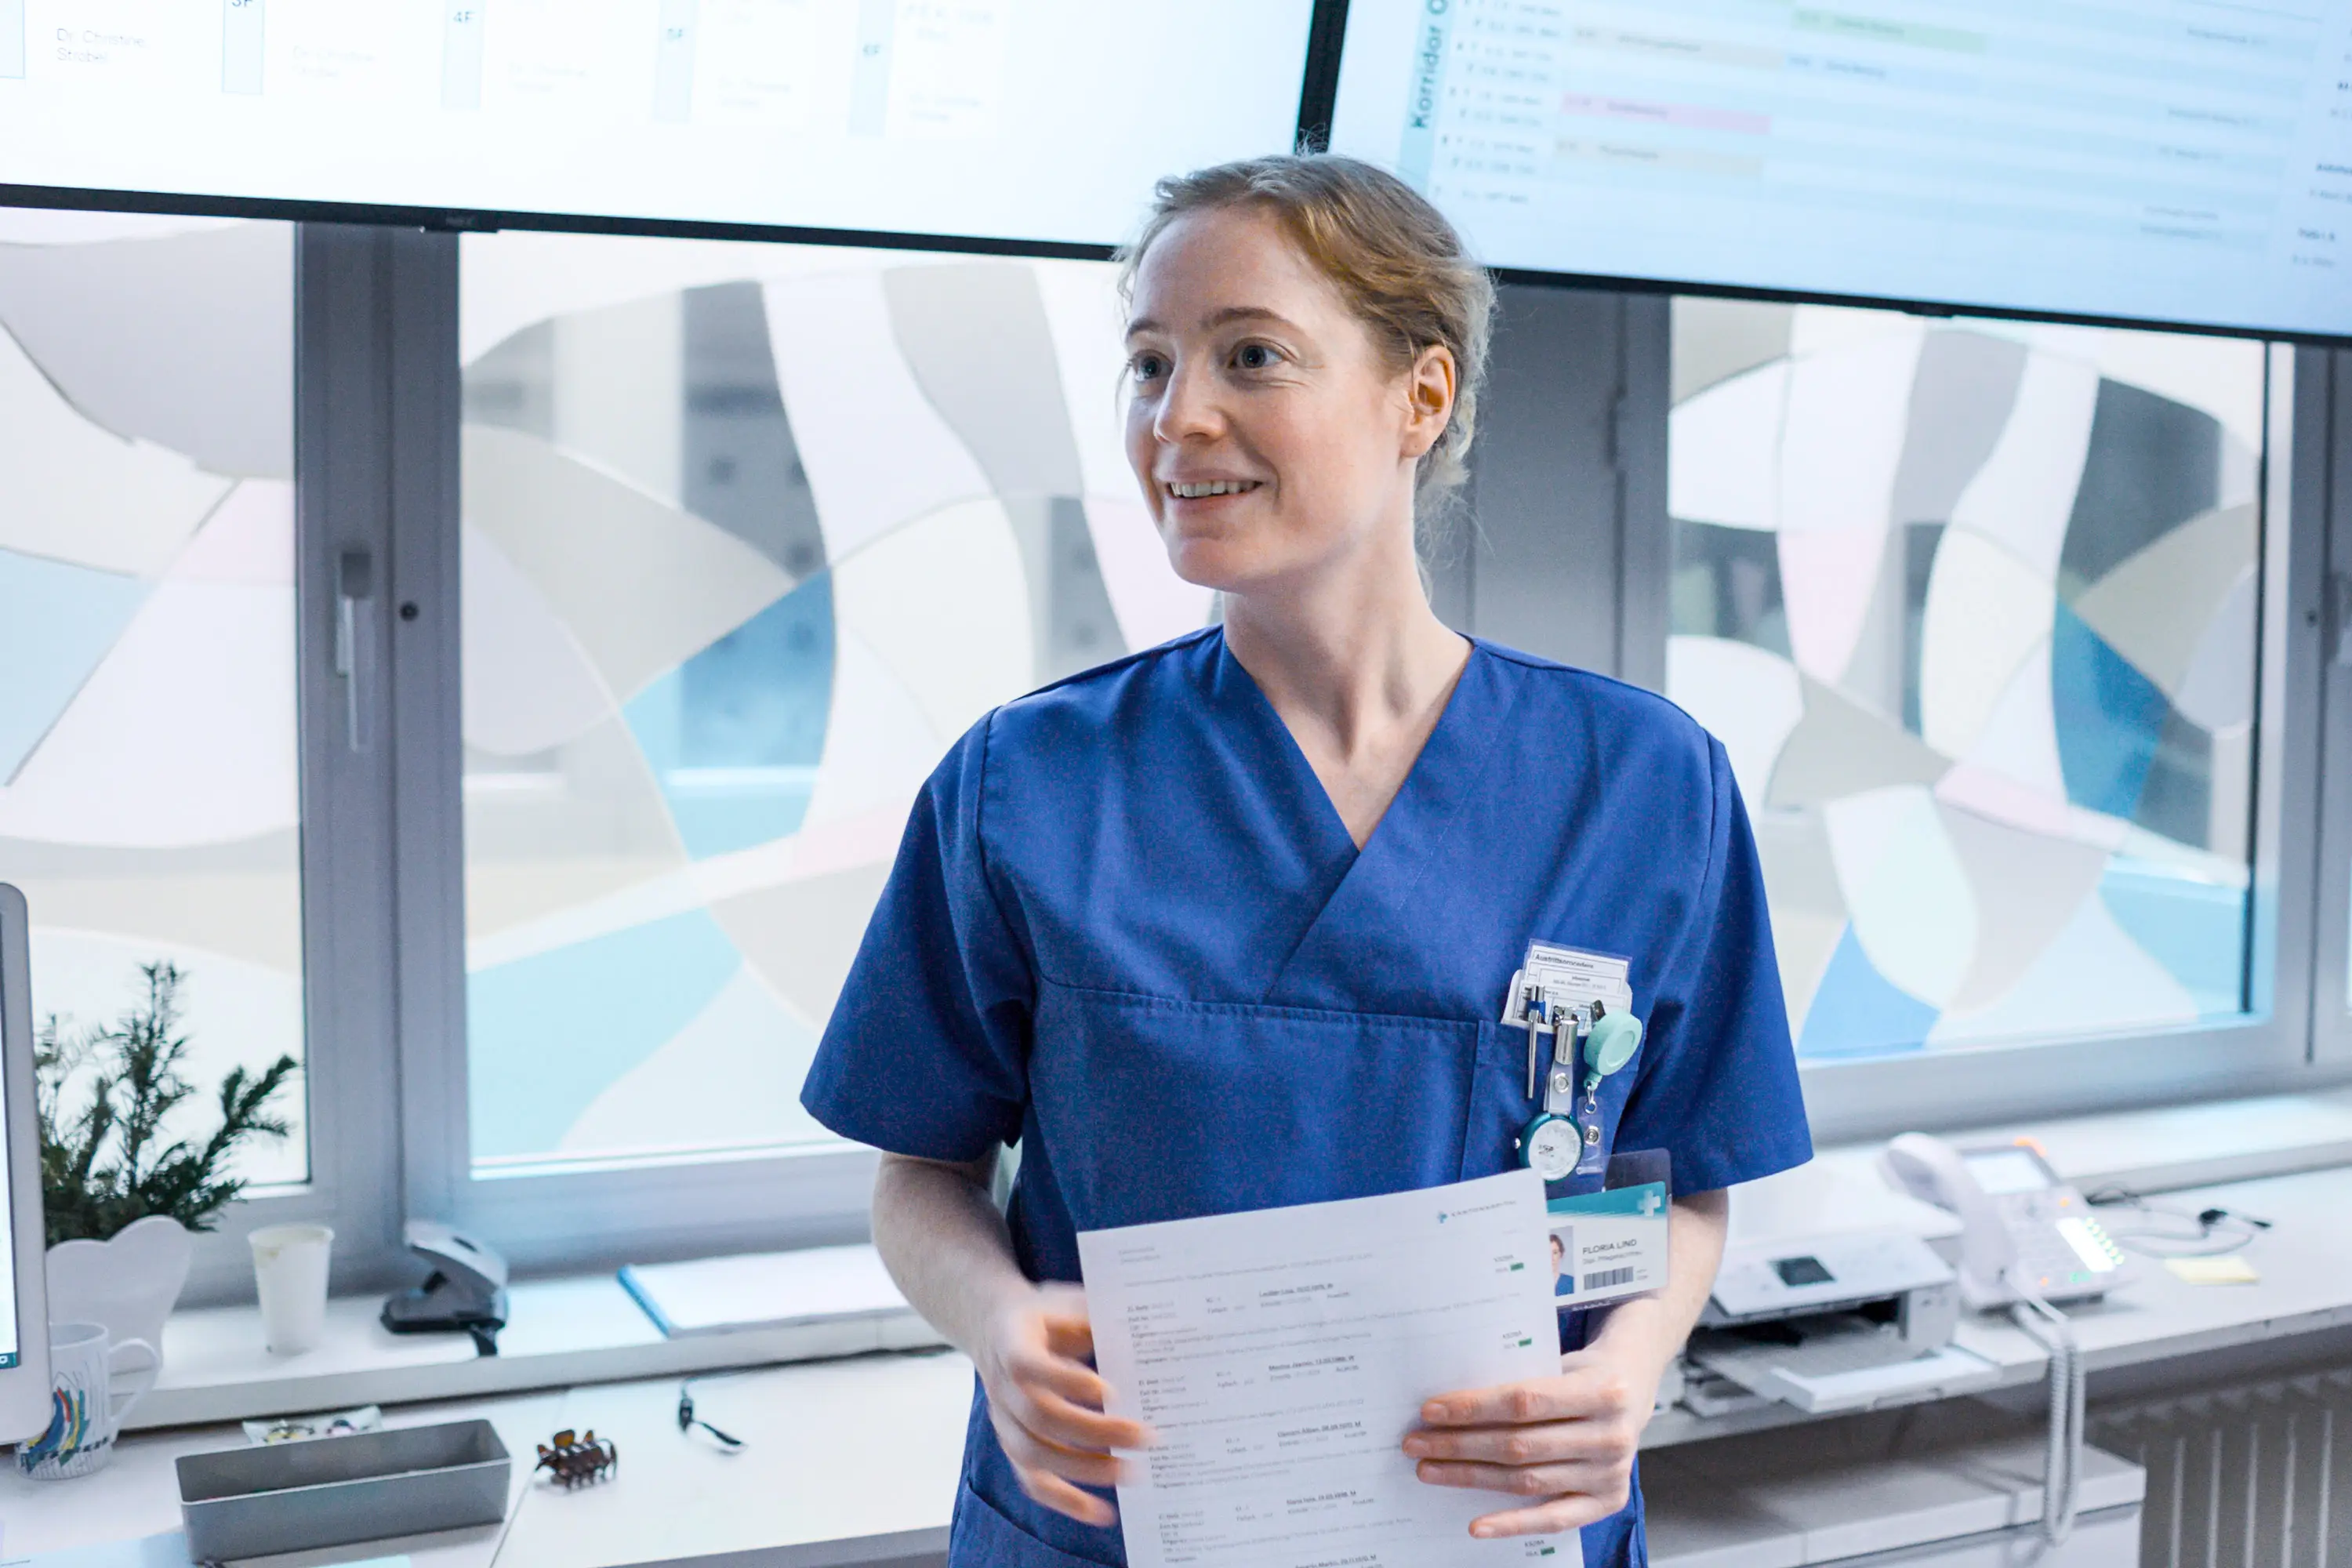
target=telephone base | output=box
[1960,1276,2120,1313]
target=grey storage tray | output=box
[177,1418,510,1562]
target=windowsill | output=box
[122,1087,2352,1434]
[130,1246,946,1432]
[1827,1082,2352,1195]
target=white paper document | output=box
[1078,1171,1581,1568]
[618,1243,906,1336]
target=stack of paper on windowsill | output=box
[619,1244,908,1337]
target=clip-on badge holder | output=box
[1509,980,1642,1188]
[1508,972,1670,1313]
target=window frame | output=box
[2309,349,2352,1066]
[1625,325,2352,1145]
[172,234,2345,1281]
[179,223,408,1305]
[387,230,882,1273]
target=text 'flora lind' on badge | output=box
[1546,1178,1669,1308]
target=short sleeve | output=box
[799,717,1034,1162]
[1615,735,1812,1193]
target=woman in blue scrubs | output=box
[801,154,1811,1566]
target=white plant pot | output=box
[45,1215,195,1373]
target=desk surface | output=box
[12,1165,2352,1568]
[1958,1169,2352,1375]
[2,1353,973,1568]
[2,1388,568,1566]
[1640,1164,2352,1447]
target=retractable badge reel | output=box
[1515,988,1643,1183]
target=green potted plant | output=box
[36,961,299,1367]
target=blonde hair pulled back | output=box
[1116,154,1496,509]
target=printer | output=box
[1684,1156,2002,1414]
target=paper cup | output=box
[249,1224,334,1356]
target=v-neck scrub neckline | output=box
[1211,630,1483,860]
[1210,634,1512,1007]
[801,626,1811,1568]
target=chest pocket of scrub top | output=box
[1027,981,1495,1231]
[1459,1023,1646,1194]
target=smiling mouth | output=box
[1165,480,1261,499]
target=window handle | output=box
[2328,571,2352,668]
[336,548,375,753]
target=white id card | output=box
[1502,942,1634,1032]
[1545,1180,1669,1308]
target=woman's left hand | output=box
[1402,1342,1667,1538]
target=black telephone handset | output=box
[380,1221,510,1356]
[1880,1133,2129,1309]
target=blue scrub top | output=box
[803,629,1811,1568]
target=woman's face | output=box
[1123,205,1454,594]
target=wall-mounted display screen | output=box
[1327,0,2352,339]
[0,1,1316,246]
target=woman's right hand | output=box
[975,1281,1156,1528]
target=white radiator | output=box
[2091,1368,2352,1567]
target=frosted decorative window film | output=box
[459,233,1209,1172]
[0,212,306,1185]
[1668,299,2267,1062]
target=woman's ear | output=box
[1401,344,1458,461]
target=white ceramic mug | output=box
[15,1321,160,1480]
[249,1222,334,1355]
